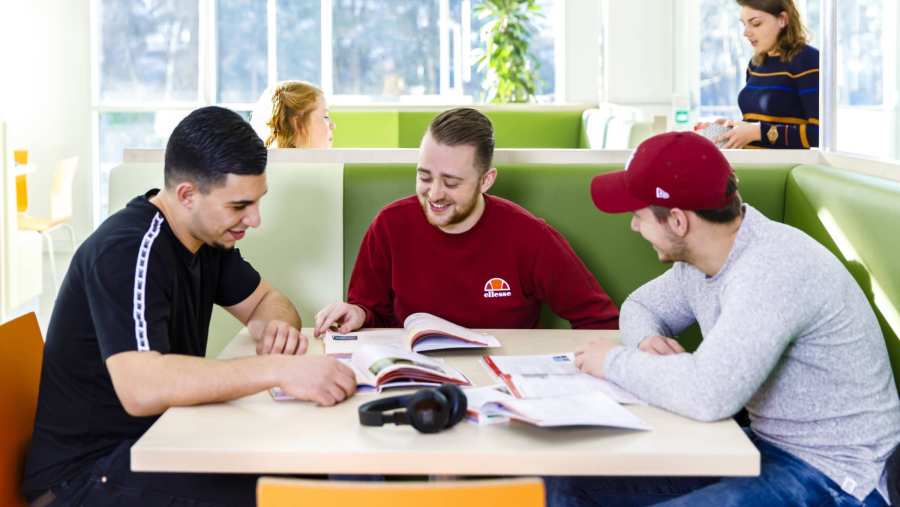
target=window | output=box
[333,1,440,97]
[217,0,268,104]
[98,0,200,104]
[834,0,899,160]
[695,0,820,119]
[92,0,559,220]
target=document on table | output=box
[465,385,650,430]
[483,353,645,405]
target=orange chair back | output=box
[15,174,28,213]
[257,477,545,507]
[0,313,44,507]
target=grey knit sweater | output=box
[604,205,900,501]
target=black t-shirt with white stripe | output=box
[23,189,261,494]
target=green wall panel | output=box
[330,111,400,148]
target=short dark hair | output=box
[427,107,495,174]
[164,106,267,192]
[651,172,743,224]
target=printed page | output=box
[505,374,645,405]
[323,329,406,355]
[463,385,516,425]
[403,312,501,352]
[483,353,644,405]
[504,392,650,430]
[351,344,470,389]
[485,352,580,375]
[465,386,649,430]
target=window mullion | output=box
[321,0,333,94]
[267,0,277,86]
[439,0,450,95]
[199,0,216,105]
[821,0,837,152]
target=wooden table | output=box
[131,328,760,476]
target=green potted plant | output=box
[475,0,543,103]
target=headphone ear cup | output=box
[358,394,412,427]
[437,384,467,428]
[406,388,450,434]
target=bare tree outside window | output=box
[277,0,322,83]
[217,0,268,104]
[332,0,440,97]
[837,0,883,107]
[99,0,199,102]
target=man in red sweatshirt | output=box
[314,108,618,336]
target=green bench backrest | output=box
[331,111,584,148]
[784,164,900,392]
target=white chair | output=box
[17,156,78,289]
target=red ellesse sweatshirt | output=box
[347,195,619,330]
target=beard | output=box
[654,233,689,264]
[419,193,479,229]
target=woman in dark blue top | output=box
[715,0,819,149]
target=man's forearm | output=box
[108,351,288,417]
[247,289,302,337]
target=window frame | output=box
[89,0,563,226]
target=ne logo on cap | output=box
[656,187,670,199]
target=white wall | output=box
[603,0,675,116]
[0,0,93,250]
[560,0,603,104]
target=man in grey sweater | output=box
[548,132,900,506]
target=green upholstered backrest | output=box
[342,163,794,334]
[330,111,400,148]
[784,164,900,392]
[330,110,584,149]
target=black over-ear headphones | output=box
[358,384,468,434]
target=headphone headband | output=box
[358,394,412,427]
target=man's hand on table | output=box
[638,335,685,355]
[277,356,358,406]
[313,302,366,337]
[576,335,686,378]
[574,339,619,378]
[254,320,309,356]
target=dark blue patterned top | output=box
[738,44,819,149]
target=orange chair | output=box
[257,477,545,507]
[0,312,44,507]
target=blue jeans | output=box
[544,430,889,507]
[43,439,259,506]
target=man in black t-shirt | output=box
[22,107,356,506]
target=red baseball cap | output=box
[590,131,735,213]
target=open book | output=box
[351,344,471,391]
[465,385,650,430]
[271,344,472,400]
[483,353,645,405]
[324,312,501,355]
